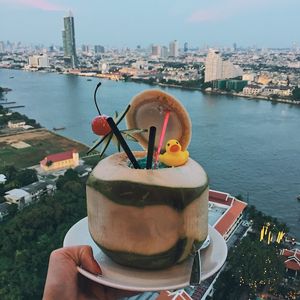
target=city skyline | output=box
[0,0,300,48]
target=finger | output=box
[63,245,102,275]
[78,246,102,275]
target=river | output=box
[0,69,299,238]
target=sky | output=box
[0,0,300,49]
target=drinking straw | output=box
[154,110,170,167]
[146,126,156,169]
[106,117,141,169]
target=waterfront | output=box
[0,68,299,238]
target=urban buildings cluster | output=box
[1,13,300,101]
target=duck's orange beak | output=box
[170,144,180,152]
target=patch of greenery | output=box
[292,87,300,101]
[212,205,291,300]
[0,166,38,195]
[0,170,87,299]
[0,109,41,128]
[0,131,89,169]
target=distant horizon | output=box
[0,0,300,49]
[2,39,300,51]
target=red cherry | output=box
[91,115,111,136]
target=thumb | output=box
[65,245,102,275]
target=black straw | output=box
[106,117,141,169]
[93,82,102,115]
[146,126,156,169]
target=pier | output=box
[0,101,16,105]
[5,105,25,109]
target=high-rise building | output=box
[151,45,161,57]
[184,42,188,52]
[62,11,78,68]
[0,41,5,53]
[28,54,49,68]
[94,45,105,54]
[169,40,179,57]
[205,49,243,82]
[205,50,223,82]
[233,42,237,52]
[161,46,168,58]
[81,44,90,53]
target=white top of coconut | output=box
[92,152,207,188]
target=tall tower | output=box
[62,11,78,68]
[151,45,161,57]
[205,49,243,82]
[184,42,188,52]
[205,49,223,82]
[169,40,179,57]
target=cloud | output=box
[0,0,66,11]
[187,0,275,23]
[188,10,225,23]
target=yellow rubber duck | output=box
[159,139,189,167]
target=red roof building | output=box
[209,190,233,206]
[280,249,300,273]
[209,190,247,240]
[40,149,79,172]
[157,290,192,300]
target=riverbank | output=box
[2,67,300,105]
[204,89,300,105]
[0,87,12,92]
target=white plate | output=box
[63,217,227,292]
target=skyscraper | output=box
[205,49,243,82]
[169,40,179,57]
[62,11,78,68]
[161,46,169,58]
[205,50,223,82]
[184,42,188,52]
[151,45,161,57]
[94,45,105,54]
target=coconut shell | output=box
[126,90,191,151]
[86,152,208,269]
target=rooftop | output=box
[4,188,30,201]
[281,249,300,271]
[40,149,77,165]
[0,174,7,184]
[208,203,227,226]
[22,181,53,194]
[209,190,248,236]
[214,199,247,236]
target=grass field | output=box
[0,129,92,169]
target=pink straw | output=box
[154,110,170,168]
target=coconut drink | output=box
[86,89,209,270]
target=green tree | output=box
[56,169,80,190]
[246,205,289,234]
[0,184,5,197]
[7,203,18,217]
[0,171,87,299]
[16,169,38,187]
[2,165,17,181]
[229,238,284,292]
[214,237,285,299]
[292,87,300,100]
